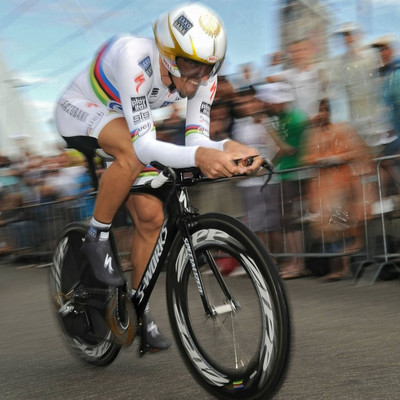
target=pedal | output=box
[139,343,162,357]
[58,300,75,316]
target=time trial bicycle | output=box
[49,159,291,400]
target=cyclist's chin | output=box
[179,82,201,99]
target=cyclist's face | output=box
[174,57,213,99]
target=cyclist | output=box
[55,3,262,353]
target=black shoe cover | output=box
[81,239,125,287]
[139,312,171,356]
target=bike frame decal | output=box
[175,228,231,282]
[136,223,168,304]
[183,237,203,295]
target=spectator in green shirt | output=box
[256,82,310,279]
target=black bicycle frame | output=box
[128,168,213,318]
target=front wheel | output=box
[166,213,291,400]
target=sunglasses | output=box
[176,57,217,80]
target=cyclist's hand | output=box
[195,147,239,178]
[223,140,263,175]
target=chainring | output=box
[106,290,137,346]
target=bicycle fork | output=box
[179,217,240,318]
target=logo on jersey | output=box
[134,73,145,93]
[132,122,152,138]
[160,101,174,108]
[138,56,153,77]
[133,110,151,125]
[149,88,159,98]
[59,99,89,122]
[87,111,104,136]
[88,111,104,129]
[131,96,148,112]
[210,81,217,101]
[200,102,211,117]
[173,14,193,36]
[108,101,123,113]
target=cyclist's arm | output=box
[113,42,200,168]
[185,76,229,151]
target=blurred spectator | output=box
[231,62,262,89]
[372,34,400,194]
[267,37,327,123]
[258,82,309,279]
[330,22,390,153]
[303,99,377,281]
[157,103,185,145]
[210,75,235,140]
[231,86,284,258]
[263,51,285,78]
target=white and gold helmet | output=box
[153,3,227,79]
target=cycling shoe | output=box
[139,311,171,356]
[81,238,125,287]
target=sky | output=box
[1,0,400,151]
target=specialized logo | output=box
[134,73,145,93]
[136,224,168,303]
[104,253,114,275]
[200,102,211,117]
[139,56,153,77]
[131,96,148,112]
[173,14,193,36]
[210,81,217,101]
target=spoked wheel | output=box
[166,214,291,400]
[49,222,122,366]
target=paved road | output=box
[0,261,399,400]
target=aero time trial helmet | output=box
[153,3,227,79]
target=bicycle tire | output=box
[166,213,291,400]
[50,222,122,366]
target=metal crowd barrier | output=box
[0,195,96,263]
[266,155,400,285]
[1,155,400,285]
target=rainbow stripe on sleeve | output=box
[130,123,156,143]
[185,125,203,137]
[138,165,159,178]
[90,38,121,106]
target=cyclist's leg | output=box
[80,119,144,286]
[125,194,171,353]
[56,97,143,286]
[95,118,144,223]
[125,193,163,289]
